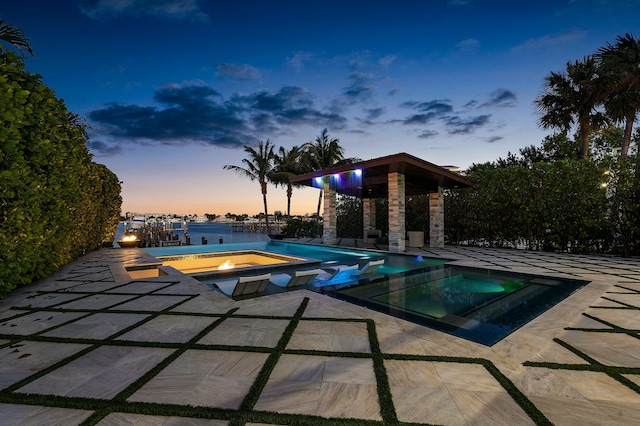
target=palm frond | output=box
[0,19,34,57]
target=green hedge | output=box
[0,48,122,297]
[445,158,640,255]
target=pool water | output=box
[327,265,589,346]
[144,241,588,346]
[144,241,448,274]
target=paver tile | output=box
[56,294,138,310]
[0,311,87,336]
[97,413,228,425]
[0,341,89,389]
[198,317,288,347]
[117,314,215,343]
[42,312,150,339]
[111,295,191,311]
[0,403,93,425]
[17,345,174,399]
[129,350,268,409]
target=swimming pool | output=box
[144,241,448,275]
[144,241,588,346]
[324,265,589,346]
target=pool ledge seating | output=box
[321,259,385,281]
[269,269,323,288]
[213,273,271,297]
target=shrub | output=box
[445,159,614,253]
[282,218,318,238]
[0,48,121,297]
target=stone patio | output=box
[1,244,640,425]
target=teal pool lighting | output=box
[327,266,590,346]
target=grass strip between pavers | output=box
[523,337,640,396]
[565,312,640,340]
[234,297,310,419]
[366,319,398,424]
[380,353,552,425]
[79,307,240,425]
[0,281,559,426]
[480,360,553,426]
[0,291,202,393]
[599,296,640,309]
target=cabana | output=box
[290,152,475,252]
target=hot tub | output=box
[156,250,321,278]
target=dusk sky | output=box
[3,0,639,216]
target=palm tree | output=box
[271,145,304,217]
[0,19,34,57]
[302,129,356,216]
[597,33,640,159]
[535,56,608,159]
[223,140,276,233]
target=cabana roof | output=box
[290,152,475,198]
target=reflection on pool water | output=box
[327,265,589,346]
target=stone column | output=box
[388,172,405,252]
[362,198,376,237]
[322,184,337,245]
[429,186,444,248]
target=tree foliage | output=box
[445,137,639,256]
[223,139,276,232]
[1,48,122,296]
[535,33,640,160]
[0,19,34,57]
[597,33,640,158]
[336,195,362,238]
[302,129,358,216]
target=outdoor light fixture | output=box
[117,234,140,248]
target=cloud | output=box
[365,107,386,120]
[80,0,209,21]
[399,98,492,136]
[215,63,261,81]
[462,100,478,109]
[418,130,439,139]
[286,52,316,71]
[330,71,378,112]
[511,29,587,52]
[403,114,437,125]
[86,140,123,156]
[456,38,479,54]
[403,100,454,115]
[445,114,491,134]
[479,88,517,108]
[378,55,396,68]
[486,136,503,143]
[400,99,454,125]
[87,82,346,148]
